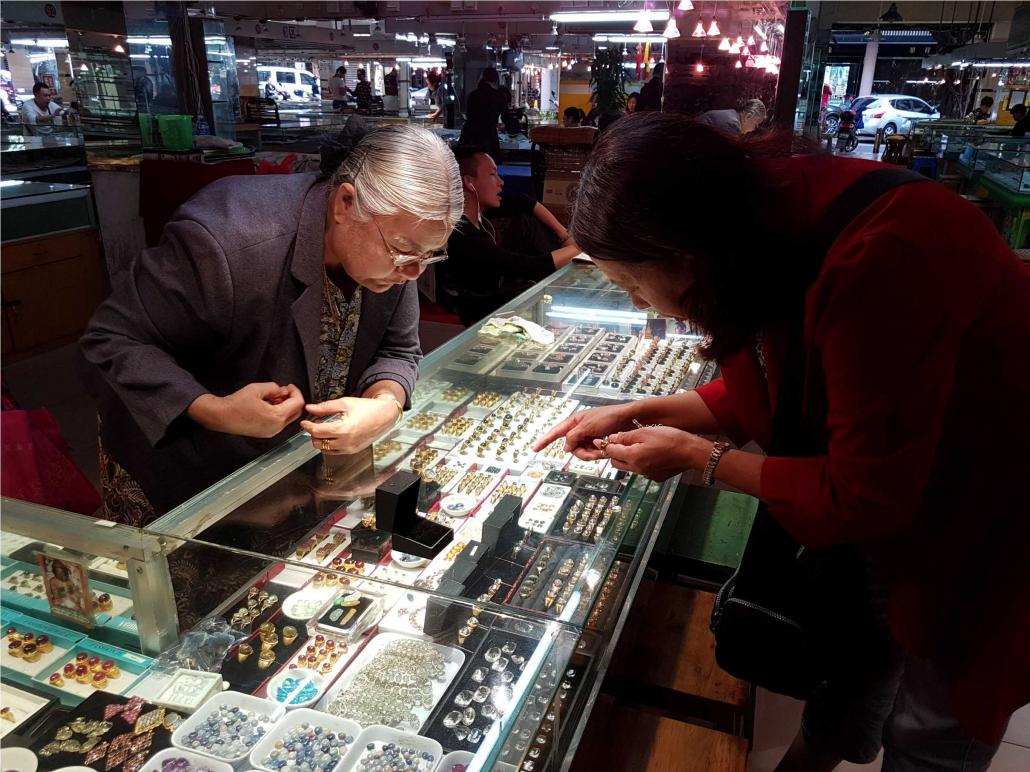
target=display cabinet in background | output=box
[1,265,716,771]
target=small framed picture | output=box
[36,550,95,628]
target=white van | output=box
[257,66,320,102]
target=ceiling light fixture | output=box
[753,24,768,40]
[678,0,694,10]
[735,60,742,69]
[634,10,654,33]
[707,16,720,36]
[759,40,769,52]
[718,37,730,51]
[663,17,681,38]
[692,19,706,37]
[746,35,756,47]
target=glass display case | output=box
[0,265,715,771]
[0,180,95,241]
[982,150,1030,195]
[957,135,1030,177]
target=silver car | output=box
[854,94,940,136]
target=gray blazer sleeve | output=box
[80,219,233,447]
[353,280,422,406]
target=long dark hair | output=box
[570,112,821,358]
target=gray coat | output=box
[697,108,741,135]
[80,172,421,515]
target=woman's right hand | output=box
[188,382,305,438]
[533,403,637,460]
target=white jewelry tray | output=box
[317,632,465,733]
[171,690,285,766]
[0,682,50,739]
[337,725,443,772]
[249,707,360,772]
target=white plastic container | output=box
[318,633,464,732]
[265,667,326,710]
[248,708,360,772]
[137,747,234,772]
[337,725,443,772]
[437,750,475,771]
[171,690,285,766]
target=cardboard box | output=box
[543,172,582,226]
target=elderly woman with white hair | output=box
[81,124,463,522]
[697,98,768,135]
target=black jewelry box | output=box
[375,471,453,559]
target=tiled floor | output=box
[748,688,1030,772]
[4,342,100,491]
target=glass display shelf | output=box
[982,150,1030,195]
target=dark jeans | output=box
[802,570,1006,770]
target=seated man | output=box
[438,146,581,325]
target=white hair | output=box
[741,99,768,120]
[331,125,463,231]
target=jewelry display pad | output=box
[34,641,153,702]
[29,691,176,771]
[485,325,607,385]
[310,592,381,641]
[0,682,52,739]
[275,630,365,688]
[219,579,291,635]
[221,619,305,695]
[546,489,624,544]
[505,541,594,618]
[3,618,85,679]
[423,628,537,754]
[584,559,630,632]
[497,658,587,769]
[318,632,465,732]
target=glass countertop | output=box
[0,180,92,201]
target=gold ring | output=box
[321,438,331,452]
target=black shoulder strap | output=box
[809,167,927,260]
[770,167,928,457]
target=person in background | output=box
[535,113,1030,772]
[562,106,585,127]
[698,98,768,135]
[966,95,993,124]
[438,146,582,325]
[1008,103,1028,137]
[597,112,623,133]
[425,71,445,120]
[636,62,664,111]
[20,83,62,135]
[459,66,511,162]
[353,68,372,112]
[328,66,349,110]
[626,92,639,114]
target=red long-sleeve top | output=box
[695,155,1030,743]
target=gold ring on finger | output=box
[321,438,332,452]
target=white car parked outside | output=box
[853,94,940,136]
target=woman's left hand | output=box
[597,427,712,481]
[301,397,399,455]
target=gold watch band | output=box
[702,441,732,487]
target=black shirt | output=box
[1012,116,1029,137]
[438,194,557,323]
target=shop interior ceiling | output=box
[196,1,787,58]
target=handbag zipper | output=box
[724,597,806,634]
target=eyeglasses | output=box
[372,220,448,267]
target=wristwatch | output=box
[701,441,732,487]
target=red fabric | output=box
[1,400,101,516]
[696,155,1030,742]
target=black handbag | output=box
[709,167,927,699]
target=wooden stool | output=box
[605,582,751,736]
[570,696,748,772]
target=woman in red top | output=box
[536,114,1030,771]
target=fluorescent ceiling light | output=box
[352,33,370,37]
[595,34,669,43]
[11,38,69,48]
[754,24,768,40]
[126,36,172,45]
[550,11,669,23]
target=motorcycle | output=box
[835,109,859,153]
